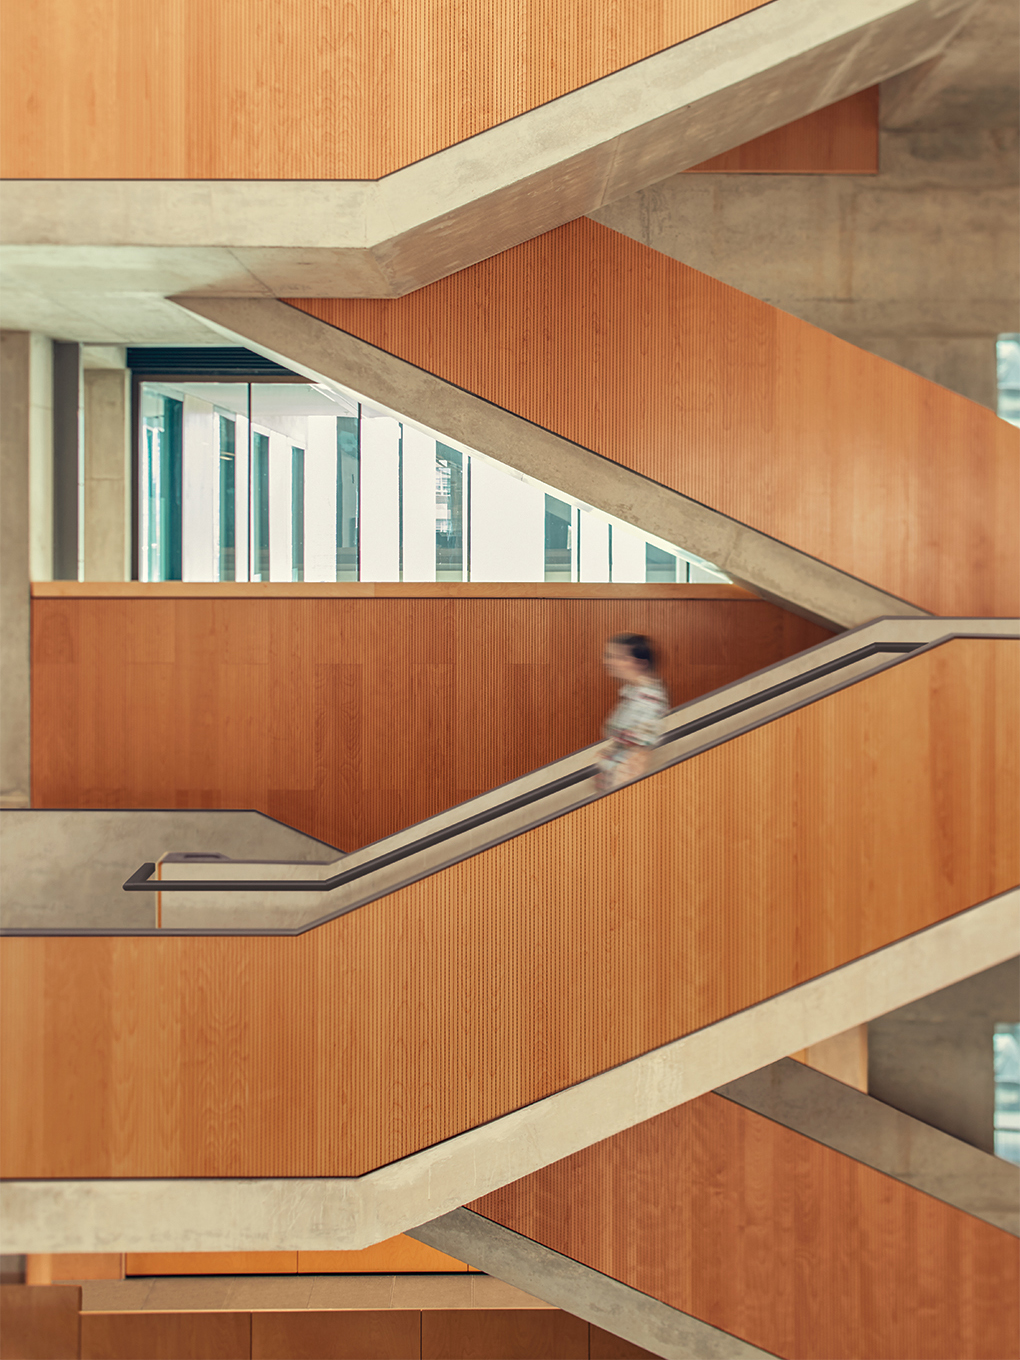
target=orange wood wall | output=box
[73,1306,648,1359]
[291,219,1020,619]
[30,586,828,853]
[470,1093,1020,1360]
[0,0,771,179]
[5,639,1015,1180]
[687,84,878,172]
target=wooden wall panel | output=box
[0,0,770,179]
[251,1310,419,1360]
[686,84,879,172]
[470,1094,1020,1360]
[4,639,1015,1180]
[125,1253,296,1277]
[420,1309,587,1359]
[80,1311,250,1360]
[30,588,829,853]
[0,1285,80,1360]
[291,219,1020,618]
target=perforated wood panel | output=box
[470,1093,1020,1360]
[4,639,1015,1179]
[30,588,828,852]
[0,0,770,179]
[686,84,878,171]
[291,219,1020,618]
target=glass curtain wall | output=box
[137,379,729,585]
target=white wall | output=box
[579,511,610,583]
[469,458,544,582]
[359,414,401,581]
[267,429,293,582]
[182,394,216,583]
[401,424,436,582]
[303,415,338,583]
[610,523,646,583]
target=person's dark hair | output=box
[609,633,658,672]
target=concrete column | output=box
[1,332,52,809]
[868,959,1020,1154]
[52,342,81,581]
[83,364,131,581]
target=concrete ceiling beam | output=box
[1,0,974,340]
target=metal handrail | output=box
[125,640,920,895]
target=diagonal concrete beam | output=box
[173,294,927,629]
[2,890,1015,1253]
[1,0,974,332]
[408,1209,776,1360]
[717,1057,1020,1234]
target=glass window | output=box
[436,444,464,581]
[336,416,360,581]
[544,494,573,582]
[291,447,305,582]
[218,416,236,582]
[997,335,1020,427]
[137,376,730,586]
[994,1023,1020,1165]
[139,388,183,581]
[251,431,270,581]
[646,543,678,583]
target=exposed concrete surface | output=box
[174,295,927,630]
[868,957,1020,1153]
[2,889,1016,1251]
[408,1209,774,1360]
[592,1,1019,409]
[82,369,130,582]
[0,810,340,930]
[718,1056,1019,1233]
[0,332,41,809]
[0,0,973,339]
[882,0,1018,129]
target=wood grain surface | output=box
[686,85,878,172]
[0,0,770,179]
[470,1093,1020,1360]
[80,1310,251,1360]
[0,1285,81,1360]
[291,219,1020,618]
[4,639,1015,1179]
[30,591,828,853]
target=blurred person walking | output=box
[597,633,669,792]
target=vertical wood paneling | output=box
[686,85,879,172]
[4,639,1015,1180]
[292,220,1020,618]
[80,1311,250,1360]
[251,1310,420,1360]
[0,1285,81,1360]
[470,1094,1020,1360]
[420,1309,587,1359]
[31,591,829,852]
[0,0,771,179]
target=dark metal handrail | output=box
[124,641,919,895]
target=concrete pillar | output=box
[868,958,1020,1154]
[52,342,81,581]
[1,332,52,809]
[83,364,131,581]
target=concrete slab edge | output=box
[718,1057,1020,1235]
[171,295,928,630]
[2,889,1016,1252]
[407,1208,777,1360]
[0,0,971,298]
